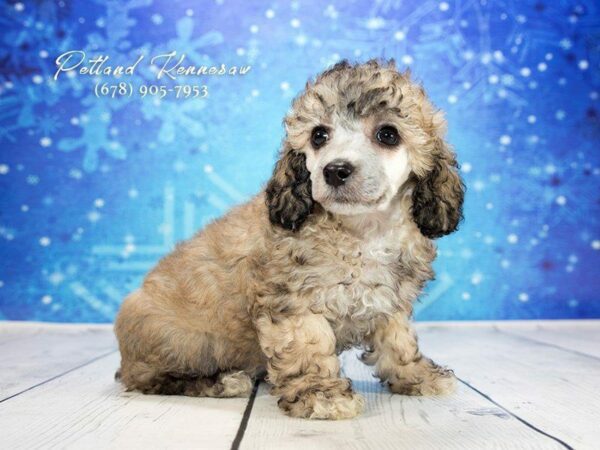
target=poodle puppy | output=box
[114,59,465,419]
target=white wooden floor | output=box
[0,321,598,450]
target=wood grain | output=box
[0,323,116,401]
[240,349,564,450]
[493,321,600,359]
[1,320,597,449]
[0,352,251,449]
[418,324,600,449]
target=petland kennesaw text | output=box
[54,50,252,81]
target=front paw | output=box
[389,366,457,396]
[278,389,364,420]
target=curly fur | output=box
[115,59,464,420]
[265,147,313,231]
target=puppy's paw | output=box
[389,367,456,396]
[183,370,254,398]
[279,390,364,420]
[359,349,378,366]
[217,370,254,397]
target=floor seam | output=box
[230,379,260,450]
[495,328,600,362]
[457,377,574,450]
[0,349,117,404]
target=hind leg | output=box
[182,370,255,397]
[115,290,263,398]
[119,361,254,398]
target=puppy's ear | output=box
[265,145,313,232]
[411,138,465,239]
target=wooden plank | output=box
[240,349,563,450]
[0,321,113,332]
[0,352,251,449]
[418,324,599,449]
[0,321,112,342]
[0,323,116,401]
[0,321,75,345]
[415,320,599,329]
[493,321,600,359]
[1,321,595,449]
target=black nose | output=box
[323,161,354,187]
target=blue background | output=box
[0,0,598,322]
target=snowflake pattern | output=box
[0,0,598,322]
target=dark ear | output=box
[265,146,313,231]
[411,139,465,239]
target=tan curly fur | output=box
[115,59,465,419]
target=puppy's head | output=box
[266,59,465,238]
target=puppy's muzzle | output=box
[323,160,354,187]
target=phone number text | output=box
[94,82,208,99]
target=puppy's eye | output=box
[376,125,400,146]
[310,126,329,149]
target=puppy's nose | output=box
[323,161,354,187]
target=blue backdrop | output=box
[0,0,599,322]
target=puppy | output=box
[114,59,465,419]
